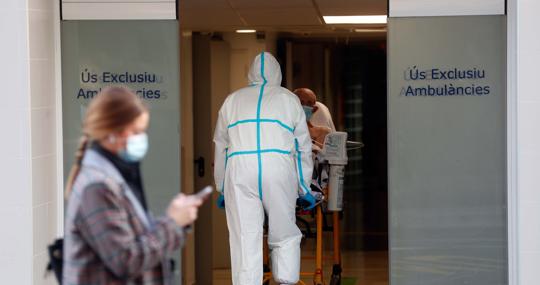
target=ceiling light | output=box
[323,15,387,24]
[236,29,257,33]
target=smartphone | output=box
[194,186,213,201]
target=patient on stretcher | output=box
[293,88,337,208]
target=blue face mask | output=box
[119,133,149,162]
[303,105,314,121]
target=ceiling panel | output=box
[229,0,313,9]
[238,8,321,26]
[181,0,231,9]
[181,0,388,33]
[180,8,245,29]
[315,0,387,15]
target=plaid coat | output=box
[63,149,184,285]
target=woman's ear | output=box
[105,131,128,151]
[313,105,319,113]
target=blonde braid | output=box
[64,135,89,198]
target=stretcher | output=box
[262,133,362,285]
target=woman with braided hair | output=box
[63,86,201,285]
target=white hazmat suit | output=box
[214,52,313,285]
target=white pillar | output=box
[0,1,32,283]
[511,0,540,284]
[0,0,61,284]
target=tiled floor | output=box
[297,249,388,285]
[213,249,389,285]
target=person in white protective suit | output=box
[213,52,317,285]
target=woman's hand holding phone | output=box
[167,186,213,227]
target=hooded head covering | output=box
[248,52,282,87]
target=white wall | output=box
[0,0,33,283]
[29,0,60,283]
[0,0,60,284]
[61,0,176,20]
[390,0,505,17]
[512,0,540,284]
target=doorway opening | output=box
[180,1,388,284]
